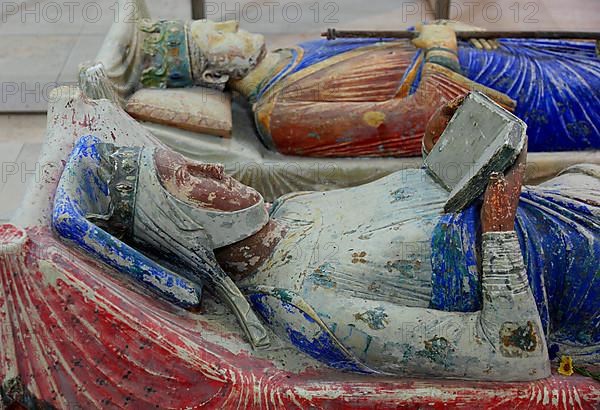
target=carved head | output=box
[154,148,263,213]
[189,20,266,89]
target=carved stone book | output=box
[424,91,527,213]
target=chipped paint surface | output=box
[52,136,202,309]
[416,336,453,368]
[51,130,272,348]
[2,58,600,406]
[363,111,386,128]
[353,307,389,330]
[257,41,471,157]
[2,222,598,409]
[238,170,562,380]
[155,147,261,212]
[500,321,539,357]
[430,167,600,366]
[250,36,599,158]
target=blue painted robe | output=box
[458,39,600,152]
[258,38,600,152]
[431,165,600,363]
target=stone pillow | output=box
[125,88,232,138]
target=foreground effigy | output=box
[1,86,598,407]
[80,0,600,200]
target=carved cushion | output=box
[125,88,232,137]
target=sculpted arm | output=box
[377,227,548,380]
[300,149,549,380]
[373,153,549,380]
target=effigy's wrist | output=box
[425,46,461,73]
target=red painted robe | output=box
[253,40,478,157]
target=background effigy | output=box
[0,0,599,408]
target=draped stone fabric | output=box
[459,39,600,151]
[431,164,600,365]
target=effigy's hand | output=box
[423,94,467,155]
[412,22,457,50]
[481,172,513,232]
[417,20,499,50]
[481,147,527,232]
[469,37,500,51]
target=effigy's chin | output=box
[2,89,599,408]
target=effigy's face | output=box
[153,148,263,212]
[190,20,266,81]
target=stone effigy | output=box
[50,91,599,379]
[81,0,600,200]
[1,84,598,407]
[134,19,599,157]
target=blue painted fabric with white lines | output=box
[458,39,600,151]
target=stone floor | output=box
[1,0,596,113]
[0,0,192,112]
[0,0,598,221]
[0,115,46,221]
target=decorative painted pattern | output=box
[139,20,194,88]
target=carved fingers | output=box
[481,147,527,233]
[423,94,467,155]
[470,38,500,50]
[412,22,457,50]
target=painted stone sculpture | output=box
[53,137,270,348]
[81,0,600,201]
[135,19,600,157]
[1,87,599,408]
[50,92,599,381]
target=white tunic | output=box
[239,169,549,380]
[241,168,448,308]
